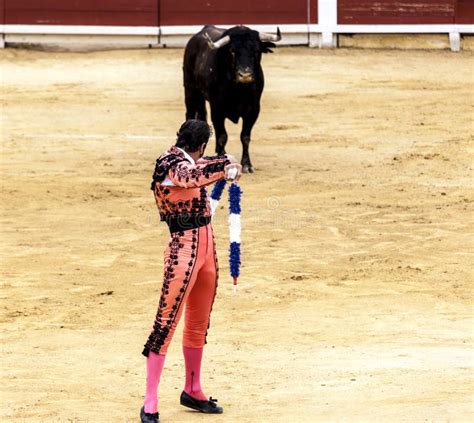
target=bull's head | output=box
[204,26,281,84]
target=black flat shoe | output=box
[180,391,223,414]
[140,405,160,423]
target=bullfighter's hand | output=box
[225,163,242,182]
[225,154,238,164]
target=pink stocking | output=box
[144,351,166,413]
[183,346,208,400]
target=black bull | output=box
[183,25,281,173]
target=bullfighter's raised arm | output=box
[168,155,231,188]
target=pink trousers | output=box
[142,223,219,357]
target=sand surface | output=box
[1,47,473,422]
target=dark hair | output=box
[175,119,213,152]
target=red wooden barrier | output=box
[338,0,457,24]
[456,0,474,23]
[3,0,318,27]
[159,0,309,26]
[1,0,471,28]
[4,0,158,26]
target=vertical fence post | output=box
[449,32,461,51]
[318,0,337,48]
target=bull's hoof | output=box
[242,164,254,173]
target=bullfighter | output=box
[140,119,242,423]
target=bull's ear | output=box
[261,41,276,53]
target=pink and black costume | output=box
[142,146,230,357]
[141,145,230,416]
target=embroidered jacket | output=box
[151,146,230,222]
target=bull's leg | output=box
[240,116,257,173]
[185,87,207,121]
[184,86,196,120]
[211,110,228,155]
[195,94,207,121]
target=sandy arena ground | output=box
[1,46,473,422]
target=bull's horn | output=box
[259,27,281,42]
[203,33,231,49]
